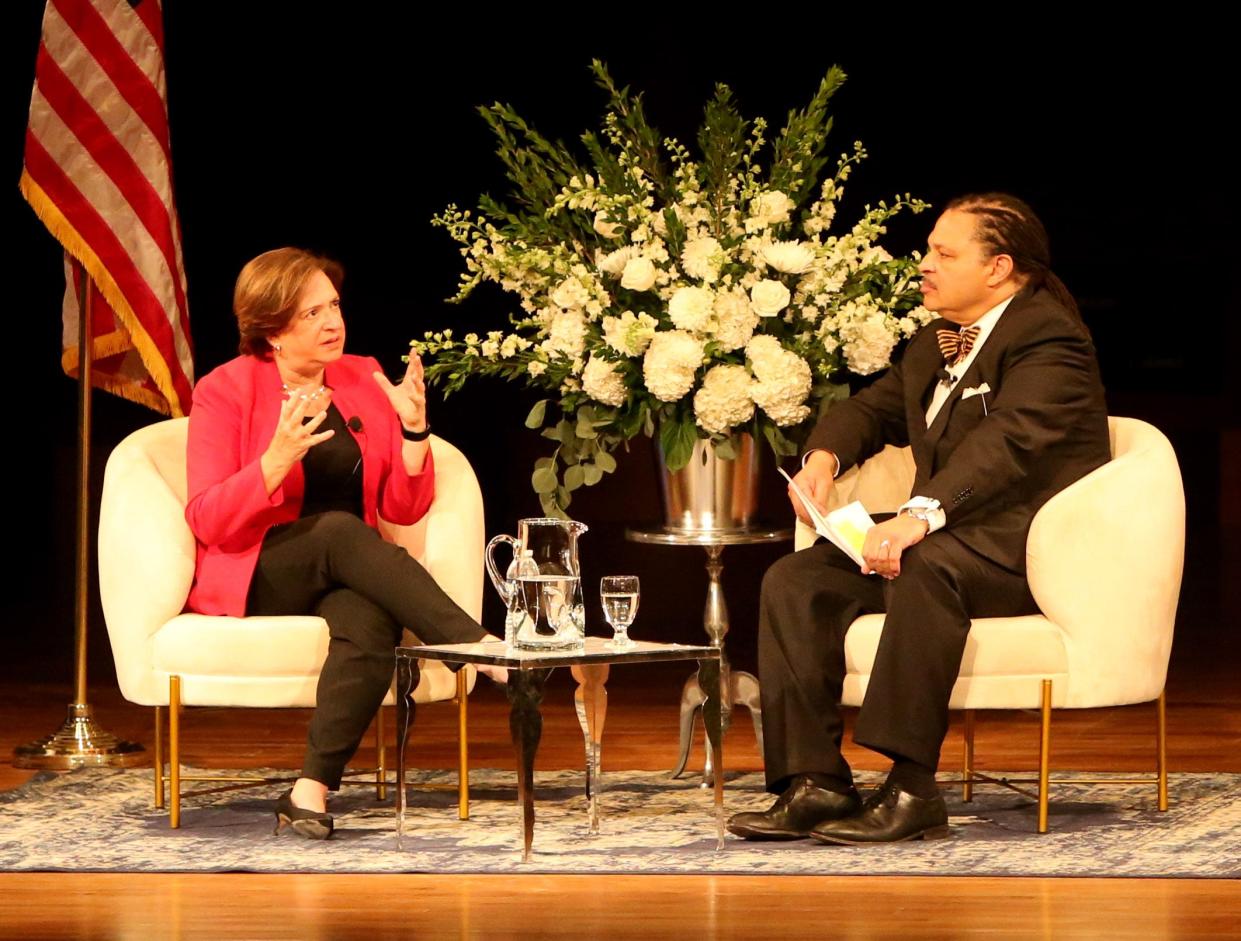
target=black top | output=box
[299,403,363,519]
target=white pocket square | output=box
[961,383,991,400]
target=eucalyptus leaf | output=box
[583,464,603,486]
[532,466,559,494]
[595,450,618,473]
[564,465,585,491]
[525,399,548,429]
[575,414,598,439]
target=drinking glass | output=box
[599,575,639,648]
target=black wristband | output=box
[402,422,432,442]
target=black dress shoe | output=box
[727,775,862,841]
[809,780,949,845]
[273,789,334,840]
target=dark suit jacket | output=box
[805,286,1111,574]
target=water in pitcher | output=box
[510,573,585,651]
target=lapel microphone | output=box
[346,416,364,479]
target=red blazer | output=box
[184,353,435,616]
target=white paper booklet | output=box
[777,467,876,569]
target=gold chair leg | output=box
[376,705,388,801]
[457,669,470,821]
[1157,688,1169,812]
[169,675,182,829]
[962,709,975,802]
[1037,679,1051,834]
[154,706,166,809]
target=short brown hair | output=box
[233,247,345,357]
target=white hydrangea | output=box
[681,236,723,282]
[621,256,658,292]
[693,364,755,434]
[839,306,897,376]
[760,240,817,275]
[602,310,659,356]
[582,356,628,407]
[642,330,704,403]
[713,287,760,351]
[668,286,716,334]
[750,279,791,317]
[544,310,588,359]
[747,335,812,426]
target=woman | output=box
[185,247,502,840]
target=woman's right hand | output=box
[260,394,335,495]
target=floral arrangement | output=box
[415,62,931,516]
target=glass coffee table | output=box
[394,637,724,862]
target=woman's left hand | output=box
[373,353,427,433]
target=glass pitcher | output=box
[485,518,588,651]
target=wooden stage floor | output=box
[2,657,1239,940]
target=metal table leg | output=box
[697,657,725,849]
[571,663,609,834]
[672,544,762,784]
[394,656,419,849]
[506,667,551,862]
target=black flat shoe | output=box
[273,789,334,840]
[727,775,862,841]
[809,780,949,845]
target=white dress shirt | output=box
[902,294,1015,531]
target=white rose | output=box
[681,236,723,282]
[746,190,796,232]
[594,210,623,240]
[750,279,792,317]
[620,256,658,292]
[668,286,716,334]
[693,364,755,435]
[760,240,817,275]
[582,357,628,407]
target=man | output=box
[728,194,1111,845]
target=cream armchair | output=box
[796,417,1184,831]
[99,418,483,827]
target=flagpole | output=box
[13,274,144,770]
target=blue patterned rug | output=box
[1,767,1237,877]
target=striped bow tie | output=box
[936,326,981,365]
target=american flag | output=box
[20,0,193,417]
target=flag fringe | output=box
[20,169,187,417]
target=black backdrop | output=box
[4,7,1237,685]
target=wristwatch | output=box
[899,496,944,531]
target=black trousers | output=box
[246,511,487,789]
[758,527,1037,793]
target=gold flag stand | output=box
[14,274,144,769]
